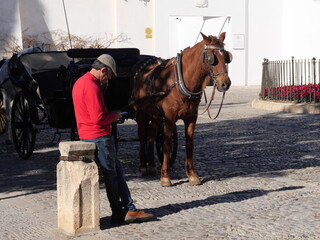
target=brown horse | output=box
[131,32,232,186]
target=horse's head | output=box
[201,32,232,92]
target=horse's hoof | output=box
[147,166,157,176]
[188,176,201,185]
[160,177,172,187]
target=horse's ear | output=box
[201,32,210,42]
[219,32,226,42]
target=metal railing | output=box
[260,57,320,103]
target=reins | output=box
[201,44,229,119]
[201,84,225,120]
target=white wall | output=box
[282,0,320,59]
[3,0,320,86]
[154,0,247,86]
[246,0,320,85]
[0,0,23,56]
[247,0,283,85]
[19,0,116,49]
[17,0,153,53]
[114,0,155,54]
[0,0,247,85]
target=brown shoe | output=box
[124,210,154,223]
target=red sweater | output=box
[72,72,117,140]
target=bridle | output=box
[201,44,232,119]
[175,44,231,100]
[203,45,230,82]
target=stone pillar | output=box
[57,141,99,235]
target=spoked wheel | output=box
[156,122,178,167]
[0,96,6,134]
[11,92,36,159]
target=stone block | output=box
[57,141,99,235]
[59,141,96,159]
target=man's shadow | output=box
[100,185,303,230]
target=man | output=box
[72,54,154,224]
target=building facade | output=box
[1,0,320,85]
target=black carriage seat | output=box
[32,69,74,129]
[17,51,74,99]
[18,51,76,128]
[8,53,41,105]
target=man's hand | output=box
[113,111,122,121]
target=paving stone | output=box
[1,86,320,239]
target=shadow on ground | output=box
[0,111,320,198]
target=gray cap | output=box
[97,54,117,76]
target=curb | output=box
[251,98,320,114]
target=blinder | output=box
[202,45,232,65]
[224,50,233,64]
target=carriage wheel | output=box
[11,92,36,159]
[0,96,6,134]
[156,122,178,167]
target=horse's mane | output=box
[208,35,225,46]
[208,35,218,41]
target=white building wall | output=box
[2,0,320,85]
[282,0,320,59]
[19,0,116,49]
[0,0,23,55]
[247,0,284,85]
[154,0,247,86]
[114,0,155,54]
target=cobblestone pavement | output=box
[1,86,320,240]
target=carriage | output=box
[0,48,178,165]
[1,32,232,186]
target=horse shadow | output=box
[146,186,303,219]
[99,185,303,230]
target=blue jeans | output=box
[83,135,136,213]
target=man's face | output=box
[99,67,113,85]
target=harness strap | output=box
[147,59,170,96]
[128,81,176,113]
[175,53,202,99]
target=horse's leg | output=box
[145,118,160,176]
[184,118,201,185]
[160,121,173,186]
[136,112,148,175]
